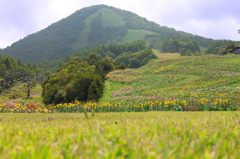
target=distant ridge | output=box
[1,4,213,63]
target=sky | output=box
[0,0,240,49]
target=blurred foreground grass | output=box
[0,112,240,158]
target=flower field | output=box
[0,112,240,158]
[0,97,238,113]
[1,53,240,158]
[1,54,240,112]
[104,54,240,111]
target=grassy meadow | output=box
[1,112,240,158]
[1,52,240,158]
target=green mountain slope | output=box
[1,5,213,63]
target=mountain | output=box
[1,5,213,63]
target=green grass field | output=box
[152,49,181,59]
[0,112,240,158]
[1,53,240,158]
[122,29,158,42]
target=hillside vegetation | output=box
[102,53,240,110]
[0,54,42,96]
[206,40,240,54]
[38,40,157,74]
[1,5,212,63]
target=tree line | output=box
[40,40,157,72]
[73,40,157,68]
[0,54,41,93]
[205,40,240,54]
[160,38,201,55]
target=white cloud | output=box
[0,25,25,48]
[168,16,240,40]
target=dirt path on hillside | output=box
[5,93,42,106]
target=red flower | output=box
[30,105,37,109]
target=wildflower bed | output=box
[0,97,238,113]
[104,54,240,111]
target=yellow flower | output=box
[164,101,170,105]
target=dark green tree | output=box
[225,43,236,53]
[42,59,104,105]
[129,58,141,68]
[161,38,200,54]
[99,57,115,74]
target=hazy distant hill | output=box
[1,5,213,63]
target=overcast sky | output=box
[0,0,240,49]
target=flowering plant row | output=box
[0,97,239,113]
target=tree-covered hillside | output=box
[206,40,240,54]
[38,40,157,73]
[0,54,38,77]
[0,54,40,94]
[161,38,200,55]
[1,5,213,63]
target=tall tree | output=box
[42,59,104,105]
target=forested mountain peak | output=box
[1,4,213,63]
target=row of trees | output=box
[72,40,156,68]
[205,40,240,54]
[115,49,156,68]
[0,55,39,77]
[73,40,146,60]
[161,38,200,55]
[36,40,151,73]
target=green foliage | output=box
[0,54,41,93]
[129,58,141,68]
[161,38,201,55]
[62,40,154,69]
[42,57,105,105]
[206,40,240,54]
[88,13,127,46]
[99,57,115,74]
[122,29,157,42]
[225,43,236,53]
[1,5,213,63]
[115,49,157,68]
